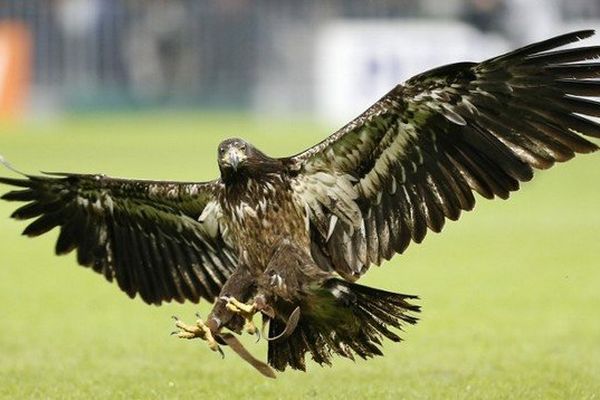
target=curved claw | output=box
[254,328,261,343]
[171,315,179,321]
[217,345,225,359]
[195,312,202,319]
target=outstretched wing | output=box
[0,171,236,304]
[287,30,600,280]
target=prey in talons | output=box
[171,313,224,358]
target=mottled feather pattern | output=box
[219,173,309,271]
[0,174,236,304]
[290,171,360,237]
[288,30,600,280]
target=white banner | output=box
[315,20,510,126]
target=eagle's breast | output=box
[219,173,308,271]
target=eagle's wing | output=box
[286,30,600,280]
[0,171,236,304]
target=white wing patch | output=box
[326,214,338,242]
[358,122,418,199]
[198,200,221,238]
[291,171,361,235]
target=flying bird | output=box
[1,30,599,378]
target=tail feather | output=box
[267,279,420,371]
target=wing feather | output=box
[0,172,235,304]
[287,30,599,280]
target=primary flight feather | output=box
[1,30,599,377]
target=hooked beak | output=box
[225,148,242,171]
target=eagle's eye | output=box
[240,144,247,152]
[219,146,225,155]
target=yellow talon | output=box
[171,315,223,356]
[196,317,219,351]
[221,296,260,338]
[225,297,256,314]
[244,319,258,336]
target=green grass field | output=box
[0,113,598,399]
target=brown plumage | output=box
[1,30,599,377]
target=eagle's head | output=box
[218,138,280,183]
[218,138,249,173]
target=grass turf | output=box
[0,113,598,399]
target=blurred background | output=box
[0,2,599,398]
[0,0,599,125]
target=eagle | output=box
[1,30,599,378]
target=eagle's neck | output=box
[222,170,283,199]
[220,157,283,188]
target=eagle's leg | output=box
[221,295,260,338]
[171,314,223,356]
[206,265,257,337]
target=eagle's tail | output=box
[266,279,420,371]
